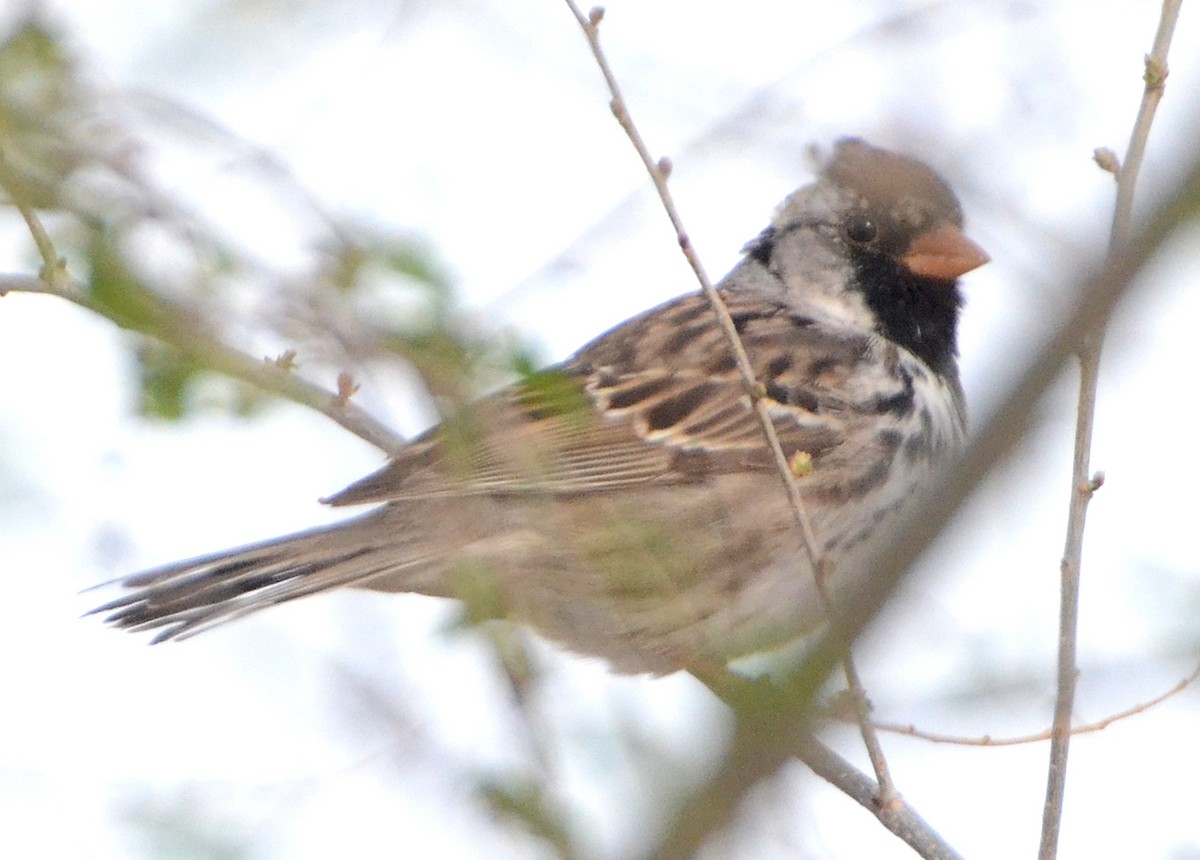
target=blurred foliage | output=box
[136,341,217,420]
[118,789,253,860]
[512,361,593,423]
[0,16,86,209]
[479,775,577,860]
[449,559,511,627]
[0,10,490,428]
[87,229,190,335]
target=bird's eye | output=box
[844,214,878,244]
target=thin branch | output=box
[837,638,897,802]
[668,666,964,860]
[482,627,581,860]
[0,140,406,456]
[561,0,896,804]
[794,737,964,860]
[861,660,1200,746]
[0,271,406,455]
[813,141,1200,696]
[562,3,822,568]
[0,160,61,278]
[1039,4,1182,857]
[0,273,61,295]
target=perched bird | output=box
[95,139,989,674]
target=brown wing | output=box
[325,291,873,507]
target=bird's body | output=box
[96,139,988,674]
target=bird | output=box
[93,138,989,674]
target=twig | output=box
[0,151,63,278]
[0,272,406,455]
[562,3,822,566]
[811,139,1200,709]
[859,661,1200,746]
[1038,4,1182,858]
[0,141,406,456]
[668,666,964,860]
[561,0,896,804]
[794,737,964,860]
[482,627,580,860]
[0,273,63,296]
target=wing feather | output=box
[326,291,874,506]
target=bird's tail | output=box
[90,510,426,642]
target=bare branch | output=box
[481,627,581,860]
[1039,4,1182,857]
[0,150,62,277]
[561,0,896,807]
[859,661,1200,747]
[0,271,406,455]
[668,666,964,860]
[795,737,965,860]
[0,130,407,456]
[560,2,822,568]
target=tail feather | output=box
[90,513,428,641]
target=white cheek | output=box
[782,265,879,335]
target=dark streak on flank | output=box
[872,368,915,417]
[764,381,820,413]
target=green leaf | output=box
[478,775,574,856]
[511,364,590,421]
[136,342,202,421]
[86,229,180,335]
[448,559,508,628]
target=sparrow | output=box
[94,138,989,674]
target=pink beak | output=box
[902,224,990,280]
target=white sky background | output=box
[1,1,1199,858]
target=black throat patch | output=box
[847,245,963,377]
